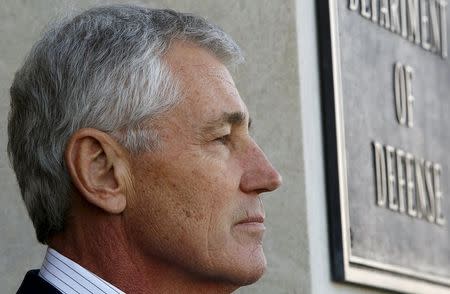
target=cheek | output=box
[124,170,210,269]
[130,162,209,230]
[125,151,244,271]
[126,157,233,248]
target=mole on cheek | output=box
[183,209,192,218]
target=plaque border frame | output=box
[317,0,450,293]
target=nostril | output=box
[254,188,271,194]
[268,172,282,191]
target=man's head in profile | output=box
[9,5,282,293]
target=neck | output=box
[48,200,237,294]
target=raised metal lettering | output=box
[440,0,448,58]
[348,0,446,57]
[380,0,391,28]
[421,0,432,50]
[372,0,379,22]
[405,65,415,128]
[391,0,402,33]
[386,145,398,211]
[407,0,421,44]
[396,149,407,212]
[350,0,359,10]
[424,161,436,223]
[401,0,408,37]
[415,158,427,218]
[372,143,445,226]
[433,163,446,225]
[361,0,372,18]
[430,0,442,53]
[394,63,407,125]
[374,142,387,206]
[405,153,418,217]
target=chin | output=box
[218,248,268,286]
[236,263,266,286]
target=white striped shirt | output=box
[39,248,125,294]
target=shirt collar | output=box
[39,247,125,294]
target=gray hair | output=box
[8,4,243,243]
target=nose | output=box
[239,140,282,194]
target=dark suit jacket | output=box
[17,270,61,294]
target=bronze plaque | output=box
[318,0,450,293]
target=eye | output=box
[214,134,230,145]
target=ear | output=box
[65,128,132,214]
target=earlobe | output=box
[65,128,131,214]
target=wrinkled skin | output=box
[126,41,282,288]
[55,41,282,294]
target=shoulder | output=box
[16,270,61,294]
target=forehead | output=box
[164,41,247,120]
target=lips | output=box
[237,215,265,225]
[234,215,266,236]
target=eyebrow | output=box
[202,111,252,133]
